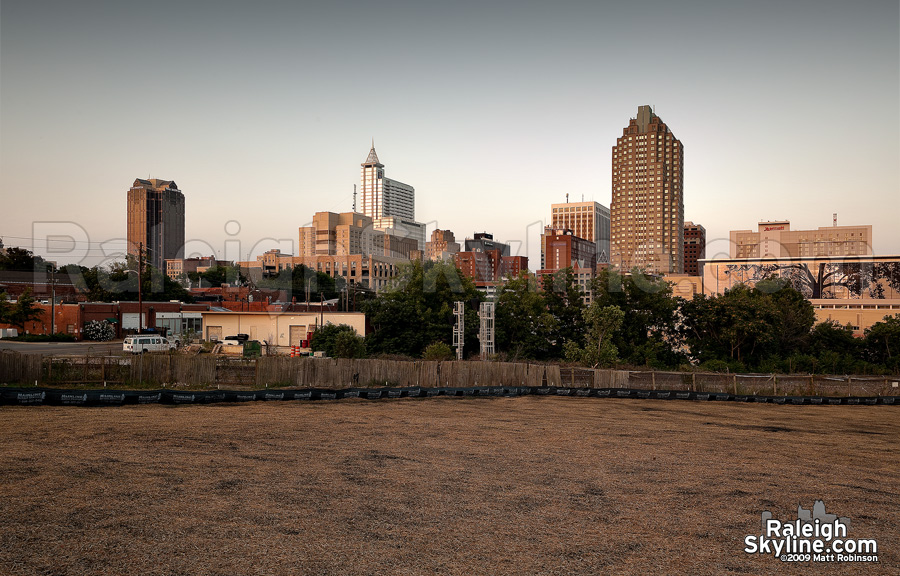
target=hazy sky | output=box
[2,0,898,269]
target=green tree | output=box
[805,320,861,374]
[680,282,814,370]
[591,268,684,368]
[423,342,454,361]
[189,265,246,287]
[256,264,344,301]
[0,247,53,272]
[363,260,481,358]
[495,272,557,360]
[7,288,44,331]
[541,268,587,357]
[864,314,900,373]
[680,285,776,368]
[758,276,816,353]
[0,291,13,325]
[65,263,192,303]
[310,323,359,357]
[333,330,366,358]
[564,304,625,368]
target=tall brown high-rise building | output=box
[611,106,684,274]
[127,178,185,271]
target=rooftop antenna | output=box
[566,193,569,204]
[353,185,357,212]
[833,213,837,227]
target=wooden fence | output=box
[1,351,898,397]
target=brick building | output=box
[538,227,599,304]
[683,222,706,276]
[425,229,461,262]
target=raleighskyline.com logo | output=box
[744,500,879,564]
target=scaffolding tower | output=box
[452,301,465,360]
[479,301,495,359]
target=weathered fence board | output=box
[1,350,897,397]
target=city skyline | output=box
[1,1,898,270]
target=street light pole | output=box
[138,242,144,333]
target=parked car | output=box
[123,335,176,354]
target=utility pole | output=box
[50,266,56,335]
[138,242,144,333]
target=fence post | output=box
[691,372,696,392]
[733,373,737,395]
[847,376,852,397]
[651,371,656,390]
[772,374,777,396]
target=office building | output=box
[426,229,461,262]
[127,178,185,270]
[164,256,225,281]
[360,144,426,249]
[239,249,406,293]
[298,211,418,259]
[730,221,873,259]
[454,232,525,294]
[683,222,706,276]
[464,232,510,256]
[539,227,599,304]
[610,106,684,274]
[360,144,414,220]
[550,200,610,264]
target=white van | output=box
[123,335,176,354]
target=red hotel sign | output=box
[763,226,786,231]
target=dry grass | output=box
[1,398,897,576]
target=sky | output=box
[1,0,898,270]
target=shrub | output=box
[423,342,454,361]
[333,330,366,358]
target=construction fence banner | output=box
[0,386,897,407]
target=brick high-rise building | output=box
[683,222,706,276]
[127,178,185,271]
[550,200,610,264]
[539,227,599,304]
[611,106,684,274]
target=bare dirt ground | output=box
[1,397,897,576]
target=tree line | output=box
[329,260,899,375]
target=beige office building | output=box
[730,221,873,259]
[550,200,610,263]
[126,178,185,270]
[610,105,684,274]
[239,249,405,292]
[298,211,418,259]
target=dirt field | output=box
[1,397,897,575]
